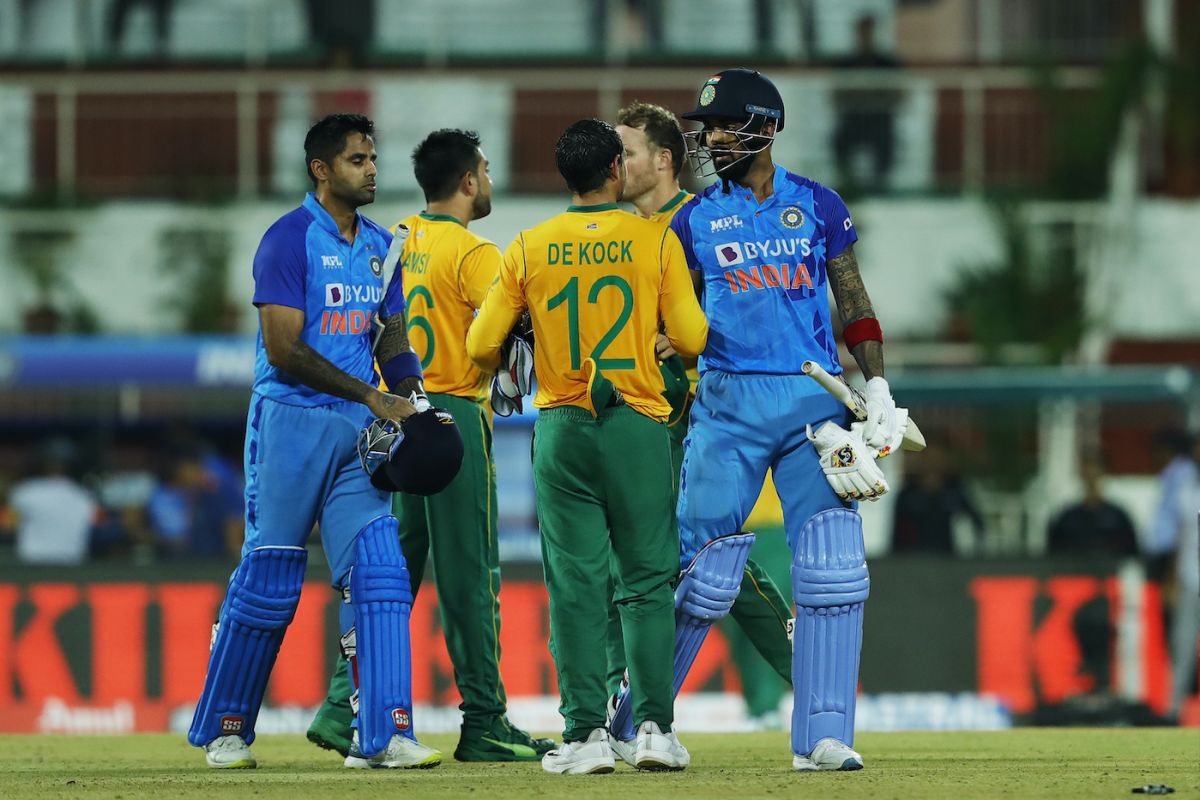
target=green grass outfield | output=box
[2,729,1196,800]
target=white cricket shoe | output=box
[343,731,442,769]
[609,734,637,768]
[633,721,689,771]
[204,735,256,769]
[541,728,616,775]
[792,737,864,772]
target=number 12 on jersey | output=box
[546,275,634,371]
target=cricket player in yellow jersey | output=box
[308,129,553,763]
[602,104,793,740]
[467,118,707,775]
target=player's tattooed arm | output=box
[827,245,885,380]
[374,310,425,400]
[259,303,414,420]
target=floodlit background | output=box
[0,0,1196,736]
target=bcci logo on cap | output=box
[220,715,245,734]
[391,708,411,731]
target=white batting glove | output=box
[807,421,889,502]
[861,377,899,451]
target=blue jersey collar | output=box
[303,192,359,240]
[710,164,791,209]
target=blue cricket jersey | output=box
[250,192,401,406]
[670,165,858,376]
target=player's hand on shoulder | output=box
[861,377,900,451]
[367,390,418,422]
[807,421,889,502]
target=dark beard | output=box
[715,152,754,184]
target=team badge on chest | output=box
[780,206,804,230]
[369,255,383,277]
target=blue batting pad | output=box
[610,532,755,742]
[187,545,306,747]
[790,508,870,755]
[348,514,415,758]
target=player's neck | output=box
[633,181,684,219]
[424,198,471,228]
[315,189,359,242]
[572,187,619,207]
[734,158,777,203]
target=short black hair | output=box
[555,118,623,195]
[617,102,686,178]
[411,129,483,203]
[304,113,375,187]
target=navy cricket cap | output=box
[371,407,464,496]
[682,68,785,131]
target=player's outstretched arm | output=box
[260,303,415,421]
[467,239,526,371]
[659,231,708,358]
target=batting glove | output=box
[807,421,889,502]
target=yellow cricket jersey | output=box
[646,189,694,227]
[392,212,500,402]
[467,203,708,421]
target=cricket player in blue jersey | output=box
[187,113,445,770]
[609,69,904,772]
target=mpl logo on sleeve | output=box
[321,255,344,269]
[325,284,345,307]
[714,242,745,268]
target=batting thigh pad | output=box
[609,532,755,742]
[347,514,415,758]
[187,545,307,746]
[790,508,870,755]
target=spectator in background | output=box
[891,444,983,554]
[831,14,902,194]
[305,0,375,69]
[8,438,97,565]
[1046,456,1138,557]
[107,0,173,57]
[1151,430,1200,720]
[143,440,243,561]
[1149,429,1196,575]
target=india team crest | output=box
[699,84,717,106]
[368,255,383,277]
[780,206,804,229]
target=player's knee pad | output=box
[790,508,870,754]
[610,532,755,743]
[345,514,414,758]
[188,545,307,747]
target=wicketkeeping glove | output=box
[489,314,535,417]
[807,420,889,502]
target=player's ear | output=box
[460,170,476,197]
[609,153,623,181]
[309,158,329,183]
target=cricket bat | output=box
[801,360,927,452]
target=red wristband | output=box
[843,318,883,350]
